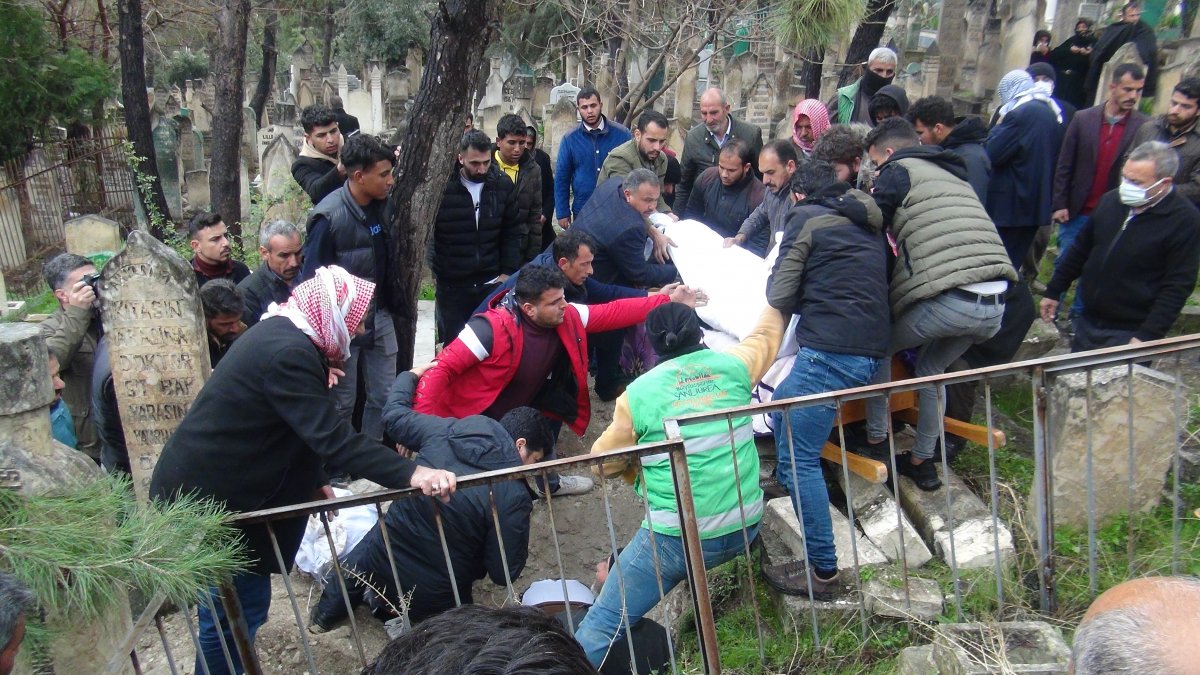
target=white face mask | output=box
[1118,178,1164,207]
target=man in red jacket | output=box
[415,265,702,495]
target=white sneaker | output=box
[550,474,595,496]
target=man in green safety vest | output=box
[575,302,783,669]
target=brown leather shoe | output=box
[761,559,840,600]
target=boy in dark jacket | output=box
[310,370,557,628]
[493,114,544,263]
[290,104,345,205]
[908,95,993,203]
[761,161,890,599]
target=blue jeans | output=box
[575,523,759,667]
[1055,215,1087,317]
[771,348,880,573]
[195,572,272,675]
[866,292,1004,459]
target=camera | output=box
[81,272,101,295]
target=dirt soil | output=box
[135,387,650,675]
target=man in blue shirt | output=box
[554,87,631,228]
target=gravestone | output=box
[257,124,293,166]
[531,76,554,115]
[98,231,211,502]
[64,214,122,257]
[547,97,580,171]
[1043,364,1187,528]
[549,81,581,105]
[177,116,197,174]
[504,74,534,109]
[369,63,384,134]
[151,120,183,221]
[243,106,259,173]
[337,64,350,102]
[261,134,300,201]
[239,160,252,224]
[185,170,210,211]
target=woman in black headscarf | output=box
[1031,30,1054,66]
[1051,18,1098,109]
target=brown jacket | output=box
[1130,117,1200,205]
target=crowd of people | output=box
[23,3,1200,670]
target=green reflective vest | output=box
[625,349,763,539]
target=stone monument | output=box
[64,214,123,257]
[98,231,211,502]
[151,120,182,221]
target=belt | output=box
[946,287,1005,306]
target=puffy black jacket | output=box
[680,167,768,254]
[338,372,533,621]
[499,148,544,262]
[940,117,993,204]
[432,164,522,286]
[768,184,891,358]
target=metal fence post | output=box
[663,420,720,675]
[1030,366,1057,613]
[217,580,264,675]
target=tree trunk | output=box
[798,47,825,100]
[249,7,278,127]
[117,0,171,238]
[836,0,897,88]
[208,0,251,235]
[322,0,335,73]
[388,0,504,370]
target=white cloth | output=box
[521,579,596,607]
[294,487,380,579]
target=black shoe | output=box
[761,559,840,600]
[844,435,891,462]
[930,436,965,464]
[760,475,790,500]
[897,457,942,491]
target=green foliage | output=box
[333,0,435,70]
[0,3,114,162]
[497,3,574,65]
[163,49,211,89]
[0,476,247,656]
[771,0,867,52]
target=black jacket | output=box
[940,117,993,204]
[496,147,544,262]
[1086,20,1158,101]
[530,147,555,225]
[432,164,522,286]
[149,317,418,574]
[290,155,343,205]
[570,177,678,288]
[1045,189,1200,341]
[675,115,764,212]
[333,107,360,137]
[680,167,769,254]
[768,184,891,358]
[237,262,293,327]
[342,372,532,620]
[90,336,128,475]
[192,260,250,290]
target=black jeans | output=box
[998,226,1040,269]
[435,282,499,345]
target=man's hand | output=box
[723,234,745,249]
[667,285,701,307]
[558,217,571,230]
[395,443,414,459]
[336,161,346,177]
[1052,209,1070,224]
[67,280,96,310]
[667,212,680,222]
[327,367,346,389]
[649,228,676,264]
[1039,297,1059,323]
[314,485,339,515]
[410,361,437,378]
[410,466,457,503]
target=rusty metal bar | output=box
[832,402,869,639]
[318,512,368,668]
[431,499,463,607]
[541,468,576,636]
[1085,369,1098,597]
[182,603,212,675]
[634,462,680,674]
[265,520,319,675]
[722,413,766,664]
[154,615,179,675]
[936,386,964,622]
[217,579,264,675]
[373,501,412,629]
[595,468,640,671]
[1031,366,1056,613]
[200,590,238,674]
[661,422,720,674]
[487,483,518,604]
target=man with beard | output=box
[680,139,769,255]
[554,87,631,226]
[188,212,251,287]
[908,95,993,202]
[238,219,304,326]
[200,279,246,368]
[675,87,765,211]
[828,47,898,125]
[291,104,345,204]
[1129,77,1200,206]
[40,253,102,461]
[1085,2,1158,104]
[790,98,830,159]
[725,140,800,255]
[1050,18,1097,109]
[598,110,673,214]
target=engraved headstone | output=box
[549,81,581,106]
[64,214,122,257]
[99,231,211,501]
[185,170,210,211]
[547,97,580,168]
[261,134,300,200]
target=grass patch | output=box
[1,288,57,322]
[420,281,436,301]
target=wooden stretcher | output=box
[817,359,1007,484]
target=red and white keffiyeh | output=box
[263,266,374,363]
[792,99,831,154]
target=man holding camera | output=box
[39,253,102,462]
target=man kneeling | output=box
[310,367,556,629]
[576,302,783,668]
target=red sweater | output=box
[414,294,670,435]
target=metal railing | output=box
[109,335,1200,673]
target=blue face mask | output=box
[1118,178,1164,207]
